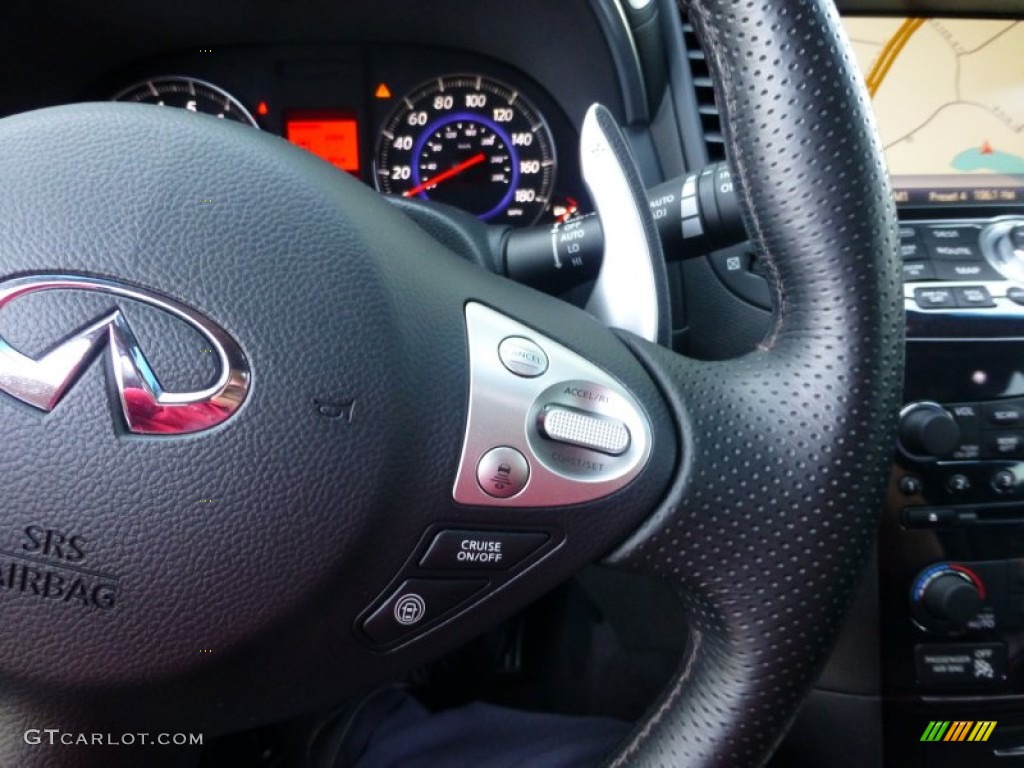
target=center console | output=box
[882,213,1024,766]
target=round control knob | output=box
[899,403,960,458]
[921,573,983,626]
[1011,224,1024,252]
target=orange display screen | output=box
[285,111,360,173]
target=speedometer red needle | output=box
[402,153,486,197]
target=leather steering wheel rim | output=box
[603,0,903,764]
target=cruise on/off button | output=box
[420,530,549,571]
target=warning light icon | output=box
[375,83,392,99]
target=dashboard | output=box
[97,45,589,227]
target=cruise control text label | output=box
[457,538,504,564]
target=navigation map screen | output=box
[842,18,1024,206]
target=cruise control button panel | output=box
[358,526,558,647]
[453,303,653,507]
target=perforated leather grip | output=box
[604,0,903,765]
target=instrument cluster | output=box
[101,45,585,226]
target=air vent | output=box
[680,15,726,162]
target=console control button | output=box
[538,404,630,456]
[420,530,549,571]
[929,243,983,264]
[923,225,980,246]
[900,225,919,240]
[933,260,1002,281]
[927,243,983,261]
[953,286,995,308]
[498,336,548,378]
[915,643,1006,686]
[903,507,955,527]
[983,401,1024,427]
[949,403,980,430]
[901,241,925,260]
[992,470,1017,493]
[985,432,1024,459]
[914,287,956,309]
[945,403,981,459]
[950,442,982,460]
[476,447,530,498]
[899,475,922,495]
[921,573,983,623]
[946,474,971,493]
[1008,286,1024,306]
[902,260,935,282]
[900,403,960,457]
[363,578,488,645]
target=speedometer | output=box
[375,75,556,226]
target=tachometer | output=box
[375,75,556,226]
[113,76,258,128]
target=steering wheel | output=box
[0,0,902,765]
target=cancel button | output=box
[420,530,549,571]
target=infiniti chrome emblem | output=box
[0,275,250,435]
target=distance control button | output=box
[420,530,549,571]
[498,336,548,378]
[362,578,487,645]
[476,446,530,498]
[539,404,630,456]
[953,286,995,308]
[914,287,956,309]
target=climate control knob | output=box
[899,402,960,458]
[921,573,983,625]
[912,564,986,632]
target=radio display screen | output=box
[842,17,1023,206]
